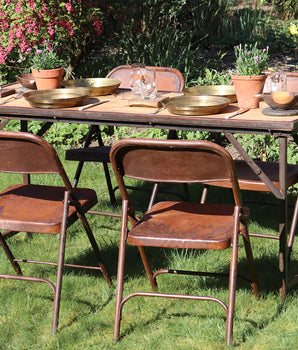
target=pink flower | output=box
[93,19,103,36]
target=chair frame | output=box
[0,131,111,332]
[110,138,259,346]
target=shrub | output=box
[0,0,104,82]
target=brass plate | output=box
[261,93,298,110]
[23,88,90,109]
[162,95,231,115]
[183,85,237,103]
[63,78,121,96]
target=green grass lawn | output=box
[0,150,297,350]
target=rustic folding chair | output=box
[200,134,298,263]
[0,131,111,332]
[110,138,259,346]
[65,66,185,208]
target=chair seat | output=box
[128,201,248,250]
[65,146,111,163]
[206,160,298,191]
[0,184,98,234]
[235,160,298,191]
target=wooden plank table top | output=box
[0,85,298,136]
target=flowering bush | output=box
[0,0,104,76]
[234,43,269,76]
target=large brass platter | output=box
[162,95,231,115]
[183,85,237,103]
[63,78,121,96]
[23,88,90,109]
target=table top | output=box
[1,86,298,136]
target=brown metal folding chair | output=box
[110,138,259,346]
[200,134,298,263]
[65,65,185,208]
[0,130,111,332]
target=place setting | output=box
[258,71,298,116]
[12,74,122,109]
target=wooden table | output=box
[0,87,297,298]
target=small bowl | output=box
[17,73,37,90]
[183,85,237,103]
[258,92,298,110]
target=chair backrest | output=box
[110,138,243,207]
[0,131,72,188]
[106,65,185,92]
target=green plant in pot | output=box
[30,43,66,90]
[232,43,269,109]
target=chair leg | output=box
[241,223,259,298]
[114,200,129,340]
[200,185,209,204]
[77,211,111,287]
[288,195,298,261]
[0,233,22,275]
[147,183,159,211]
[226,212,240,346]
[52,190,70,333]
[138,246,157,290]
[70,125,117,206]
[102,161,117,207]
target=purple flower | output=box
[36,49,42,54]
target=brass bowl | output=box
[162,95,231,115]
[183,85,237,103]
[258,93,298,110]
[63,78,121,96]
[23,88,90,109]
[17,73,37,90]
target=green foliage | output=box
[104,0,231,84]
[190,68,232,87]
[273,0,298,20]
[4,121,89,150]
[233,133,298,165]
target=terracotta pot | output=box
[231,74,267,109]
[32,68,64,90]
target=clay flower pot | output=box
[32,67,64,90]
[232,74,267,109]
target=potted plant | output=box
[30,43,66,90]
[232,43,269,109]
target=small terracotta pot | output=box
[32,68,64,90]
[231,74,267,109]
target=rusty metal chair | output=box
[200,134,298,262]
[65,66,185,208]
[110,138,259,346]
[0,130,111,332]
